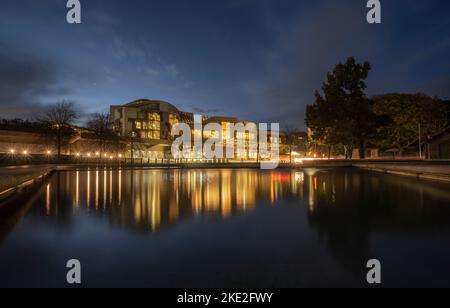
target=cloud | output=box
[145,64,181,79]
[243,0,380,129]
[0,40,69,119]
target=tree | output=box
[40,101,79,159]
[372,93,448,156]
[284,126,299,163]
[86,113,117,156]
[306,57,377,159]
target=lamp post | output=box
[130,131,137,166]
[418,121,422,159]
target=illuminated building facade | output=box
[110,99,194,158]
[110,99,286,160]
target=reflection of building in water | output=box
[236,171,257,211]
[6,168,450,287]
[33,169,312,233]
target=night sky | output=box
[1,0,449,128]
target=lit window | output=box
[169,114,179,127]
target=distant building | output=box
[429,128,450,159]
[0,99,291,162]
[204,116,259,160]
[109,99,289,160]
[110,99,194,158]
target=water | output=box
[1,168,450,288]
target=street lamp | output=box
[130,131,137,165]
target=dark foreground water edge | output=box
[0,168,450,288]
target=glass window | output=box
[136,113,161,140]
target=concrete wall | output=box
[0,130,71,154]
[0,130,126,157]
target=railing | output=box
[0,153,260,167]
[2,152,447,168]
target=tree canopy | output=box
[372,93,448,151]
[306,57,377,158]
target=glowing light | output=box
[10,149,15,154]
[87,153,91,157]
[47,150,51,155]
[109,156,113,160]
[76,153,80,157]
[294,158,303,164]
[104,154,108,158]
[96,152,100,156]
[23,150,28,155]
[118,154,123,158]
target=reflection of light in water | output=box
[95,170,99,210]
[304,168,319,177]
[46,184,50,215]
[332,184,336,204]
[87,170,90,208]
[75,171,79,208]
[270,173,284,205]
[132,171,161,231]
[221,171,232,217]
[169,171,180,222]
[103,170,107,209]
[191,171,203,214]
[291,172,305,194]
[205,171,220,213]
[308,176,315,213]
[237,172,257,211]
[150,176,161,231]
[134,184,141,222]
[295,172,304,183]
[109,170,113,206]
[118,170,122,205]
[75,169,318,232]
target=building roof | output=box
[124,99,180,113]
[205,116,240,124]
[428,126,450,143]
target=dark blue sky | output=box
[1,0,449,128]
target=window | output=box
[148,113,160,121]
[169,114,179,127]
[135,113,161,140]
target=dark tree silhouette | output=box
[306,57,377,159]
[39,101,79,159]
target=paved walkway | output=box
[0,165,55,199]
[353,163,450,183]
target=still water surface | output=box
[1,168,450,287]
